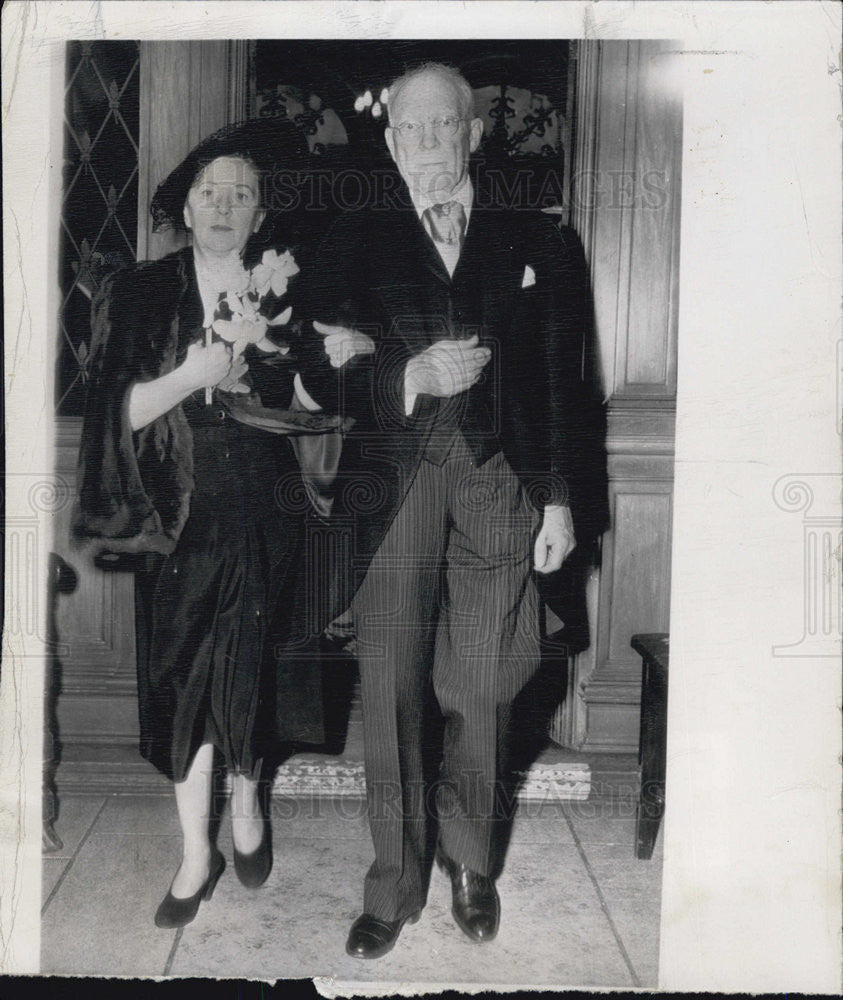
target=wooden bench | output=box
[631,633,669,859]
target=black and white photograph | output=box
[1,2,840,993]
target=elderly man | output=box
[301,61,601,958]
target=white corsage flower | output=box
[213,298,292,358]
[205,249,298,398]
[250,249,300,298]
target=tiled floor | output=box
[41,786,663,987]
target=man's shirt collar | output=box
[409,175,473,224]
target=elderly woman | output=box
[73,119,340,928]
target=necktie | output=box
[423,200,467,247]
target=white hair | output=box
[386,62,475,124]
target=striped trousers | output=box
[352,434,541,921]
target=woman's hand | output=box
[128,341,250,431]
[179,340,239,392]
[216,354,251,394]
[313,321,376,368]
[129,339,251,431]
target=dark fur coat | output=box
[72,248,201,556]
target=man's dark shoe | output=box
[436,848,500,942]
[345,910,421,959]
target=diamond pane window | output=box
[58,41,140,415]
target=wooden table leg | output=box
[632,634,669,860]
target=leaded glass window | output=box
[58,40,139,415]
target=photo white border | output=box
[2,1,841,991]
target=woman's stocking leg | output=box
[231,772,264,854]
[171,742,215,897]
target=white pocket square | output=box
[521,265,536,289]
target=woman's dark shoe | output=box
[233,826,272,888]
[154,848,226,929]
[436,847,500,942]
[345,910,421,959]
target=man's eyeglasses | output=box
[391,116,464,142]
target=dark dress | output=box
[73,248,325,782]
[137,397,312,781]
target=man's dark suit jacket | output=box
[297,175,608,607]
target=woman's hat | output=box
[150,116,310,233]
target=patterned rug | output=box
[271,754,591,802]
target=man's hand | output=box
[314,320,376,368]
[533,504,576,574]
[405,335,491,399]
